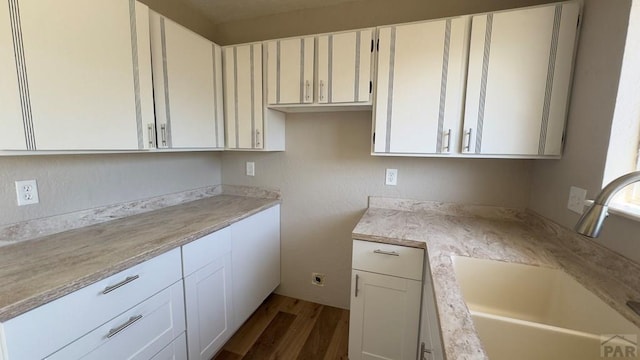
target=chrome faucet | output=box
[575,171,640,237]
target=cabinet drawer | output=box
[352,240,424,281]
[182,227,231,276]
[46,281,185,360]
[2,248,182,360]
[151,332,187,360]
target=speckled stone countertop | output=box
[352,197,640,360]
[0,193,280,322]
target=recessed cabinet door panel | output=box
[151,14,221,149]
[224,44,263,149]
[348,270,421,360]
[266,37,314,105]
[0,3,27,150]
[373,18,468,154]
[318,29,373,104]
[463,3,579,156]
[16,0,143,150]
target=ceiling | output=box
[185,0,363,24]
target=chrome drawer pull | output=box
[102,275,139,295]
[106,315,143,339]
[373,249,400,256]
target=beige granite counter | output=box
[352,197,640,360]
[0,193,280,322]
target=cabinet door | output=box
[184,252,233,360]
[348,270,422,360]
[373,18,469,155]
[462,2,579,156]
[150,333,187,360]
[224,43,264,149]
[230,205,281,326]
[150,12,224,149]
[8,0,153,151]
[266,37,314,105]
[317,29,373,104]
[0,2,27,150]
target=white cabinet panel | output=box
[0,3,27,150]
[182,228,234,360]
[317,29,373,104]
[266,37,314,105]
[150,12,224,149]
[46,281,185,360]
[348,270,422,360]
[373,17,469,155]
[231,205,281,326]
[463,2,580,156]
[12,0,151,150]
[224,44,285,151]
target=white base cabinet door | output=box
[349,270,422,360]
[231,205,281,326]
[183,228,234,360]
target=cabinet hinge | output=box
[369,81,373,94]
[372,132,376,144]
[577,15,581,28]
[376,39,379,52]
[370,39,374,52]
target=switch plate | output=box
[15,179,39,206]
[246,162,255,177]
[385,169,398,186]
[567,186,587,214]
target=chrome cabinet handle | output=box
[319,80,325,101]
[305,80,310,101]
[255,129,261,148]
[102,275,139,295]
[374,249,400,256]
[160,124,167,147]
[106,315,143,339]
[147,124,155,148]
[463,128,473,152]
[443,129,451,153]
[355,274,359,297]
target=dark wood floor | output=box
[214,294,349,360]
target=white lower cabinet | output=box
[349,240,424,360]
[150,333,187,360]
[231,205,281,326]
[46,281,185,360]
[182,228,234,360]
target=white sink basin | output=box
[452,256,639,360]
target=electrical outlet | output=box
[246,161,255,177]
[567,186,587,214]
[385,169,398,186]
[311,272,325,287]
[15,179,39,206]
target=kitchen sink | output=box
[452,256,639,360]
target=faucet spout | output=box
[575,170,640,237]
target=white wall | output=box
[0,152,222,226]
[529,0,640,263]
[222,112,532,308]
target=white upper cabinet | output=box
[0,0,154,151]
[223,43,285,151]
[373,18,469,155]
[150,11,224,150]
[462,2,580,156]
[266,37,315,105]
[317,29,374,104]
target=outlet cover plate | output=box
[246,162,255,177]
[568,186,587,214]
[385,169,398,186]
[15,179,39,206]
